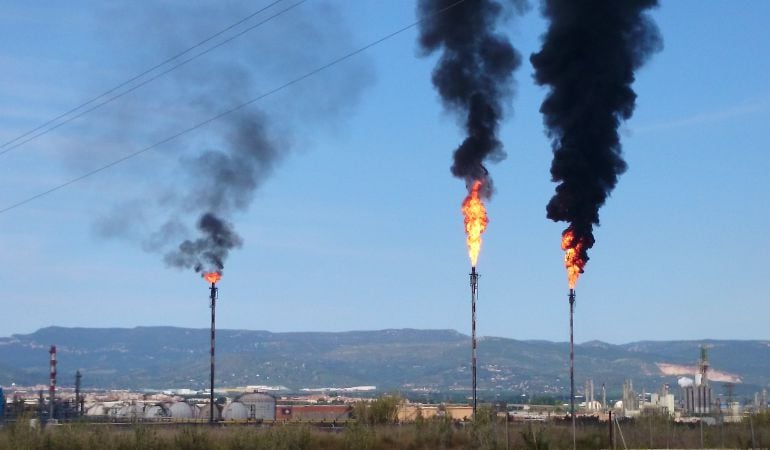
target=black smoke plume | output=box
[93,2,374,277]
[531,0,662,274]
[165,213,242,273]
[417,0,527,197]
[162,110,279,275]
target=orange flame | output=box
[561,229,586,289]
[203,272,221,284]
[462,180,489,267]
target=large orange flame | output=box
[203,272,221,284]
[462,180,489,267]
[561,229,586,289]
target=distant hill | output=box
[1,327,768,397]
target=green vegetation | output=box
[351,395,402,425]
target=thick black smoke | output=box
[531,0,662,272]
[165,213,242,273]
[417,0,527,197]
[162,110,279,275]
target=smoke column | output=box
[162,110,277,275]
[417,0,527,196]
[531,0,662,280]
[165,213,242,274]
[94,3,373,276]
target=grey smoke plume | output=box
[93,1,373,275]
[531,0,662,276]
[161,109,280,275]
[417,0,527,197]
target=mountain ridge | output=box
[1,327,767,397]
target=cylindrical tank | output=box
[86,403,108,416]
[193,403,221,420]
[116,404,143,420]
[144,404,168,420]
[222,401,248,420]
[236,392,276,420]
[168,402,194,419]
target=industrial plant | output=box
[1,343,767,429]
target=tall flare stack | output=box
[470,266,479,416]
[462,180,488,418]
[75,370,82,417]
[531,3,661,446]
[569,288,575,447]
[204,271,221,424]
[48,345,56,422]
[417,0,525,419]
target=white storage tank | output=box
[235,392,276,420]
[222,401,249,420]
[144,404,168,420]
[193,403,221,420]
[168,402,194,419]
[116,404,143,420]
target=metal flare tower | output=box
[470,266,479,418]
[49,345,56,422]
[568,289,576,449]
[209,281,218,424]
[75,370,82,417]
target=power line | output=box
[0,0,306,157]
[0,0,467,216]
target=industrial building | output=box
[222,392,276,421]
[621,379,640,417]
[753,389,768,412]
[681,346,713,415]
[647,384,675,417]
[275,405,351,422]
[397,403,473,422]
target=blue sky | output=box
[1,1,768,343]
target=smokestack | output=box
[602,382,607,410]
[470,266,479,417]
[569,289,576,448]
[75,370,82,417]
[699,345,709,386]
[531,0,663,282]
[49,345,56,422]
[38,389,44,422]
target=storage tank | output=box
[168,402,194,419]
[236,392,276,420]
[222,401,249,420]
[86,403,108,416]
[116,404,143,420]
[193,403,221,420]
[144,404,168,420]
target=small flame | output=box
[462,180,489,267]
[561,228,587,289]
[203,272,221,284]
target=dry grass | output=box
[0,415,767,449]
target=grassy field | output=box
[0,415,768,450]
